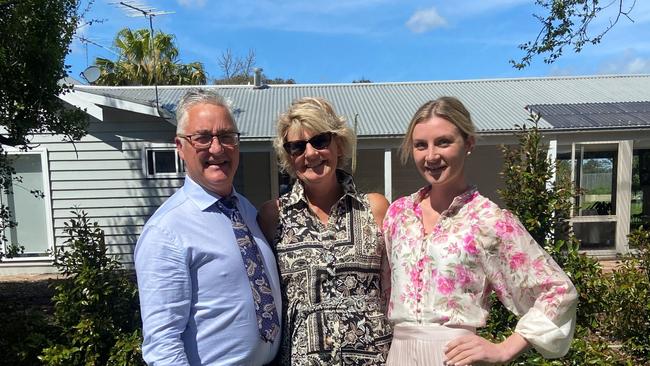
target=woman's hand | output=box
[443,332,529,366]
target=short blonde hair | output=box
[400,96,477,164]
[274,97,356,177]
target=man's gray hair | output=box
[175,89,235,134]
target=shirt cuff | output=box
[514,304,577,358]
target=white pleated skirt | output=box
[386,324,476,366]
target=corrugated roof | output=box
[527,101,650,129]
[72,74,650,139]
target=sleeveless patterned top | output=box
[274,170,392,365]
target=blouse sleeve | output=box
[481,209,578,359]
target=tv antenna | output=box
[76,35,120,58]
[112,1,175,116]
[71,35,115,83]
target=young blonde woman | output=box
[383,96,578,365]
[258,97,392,365]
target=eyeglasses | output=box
[282,131,334,157]
[177,132,241,149]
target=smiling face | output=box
[411,116,474,190]
[175,103,239,196]
[286,127,340,186]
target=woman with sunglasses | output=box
[383,96,578,365]
[258,97,392,365]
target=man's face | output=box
[175,103,239,196]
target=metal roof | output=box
[72,74,650,139]
[527,101,650,129]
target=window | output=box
[0,150,54,259]
[143,146,184,178]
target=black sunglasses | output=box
[283,132,334,157]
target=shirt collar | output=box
[183,175,239,211]
[412,184,478,215]
[285,169,363,207]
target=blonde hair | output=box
[400,96,476,164]
[274,97,356,177]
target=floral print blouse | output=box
[382,186,578,358]
[274,170,392,365]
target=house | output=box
[2,74,649,275]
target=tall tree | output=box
[0,0,88,260]
[512,0,637,69]
[214,48,295,85]
[95,28,207,86]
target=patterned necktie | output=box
[217,195,280,343]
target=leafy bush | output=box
[39,210,144,366]
[602,227,650,361]
[493,115,627,364]
[498,116,609,325]
[0,304,59,366]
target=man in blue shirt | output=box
[135,89,282,365]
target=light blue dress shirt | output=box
[135,175,282,365]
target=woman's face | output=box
[411,116,474,189]
[285,128,340,186]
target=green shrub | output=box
[492,115,629,364]
[560,248,607,330]
[497,116,609,325]
[550,325,634,366]
[0,304,59,366]
[39,210,144,366]
[602,227,650,362]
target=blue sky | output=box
[67,0,650,84]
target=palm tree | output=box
[95,28,206,85]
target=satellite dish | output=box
[80,65,101,84]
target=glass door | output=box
[571,142,618,251]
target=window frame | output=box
[142,144,184,179]
[0,148,55,262]
[566,140,633,256]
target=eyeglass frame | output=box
[282,131,335,157]
[177,131,241,149]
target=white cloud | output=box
[440,0,529,18]
[599,50,650,74]
[625,57,650,73]
[406,7,447,33]
[177,0,206,7]
[178,0,396,36]
[605,57,650,74]
[548,65,580,76]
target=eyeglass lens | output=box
[192,133,239,147]
[283,132,333,156]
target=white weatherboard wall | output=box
[0,109,182,275]
[0,108,279,275]
[48,109,182,268]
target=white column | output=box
[547,139,557,189]
[384,148,392,202]
[616,140,633,254]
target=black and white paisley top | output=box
[274,170,392,365]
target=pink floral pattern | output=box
[382,186,578,358]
